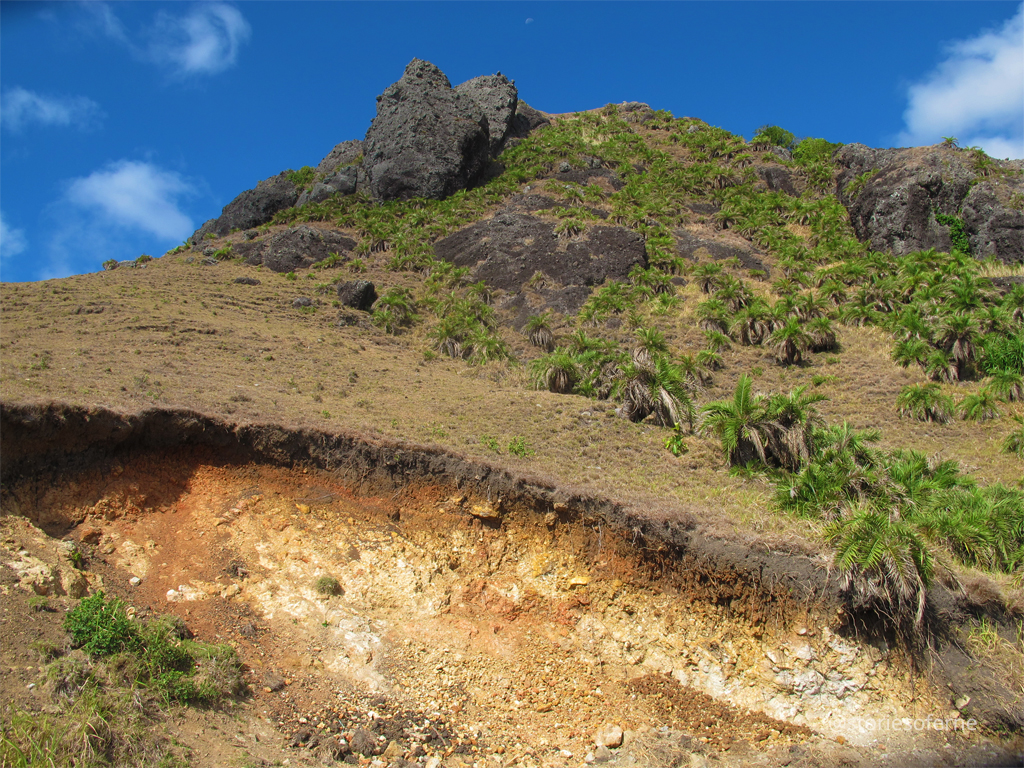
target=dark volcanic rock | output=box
[675,229,769,275]
[337,280,377,311]
[759,166,798,196]
[234,226,356,273]
[507,102,550,143]
[455,73,518,156]
[190,173,299,243]
[296,166,361,207]
[433,213,647,313]
[961,181,1024,265]
[835,143,1024,263]
[315,139,364,175]
[363,59,490,201]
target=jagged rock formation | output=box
[190,173,299,244]
[188,60,549,242]
[835,143,1024,263]
[454,73,518,156]
[362,59,492,201]
[232,226,355,273]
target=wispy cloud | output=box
[86,2,251,78]
[898,4,1023,159]
[32,161,196,280]
[1,212,28,270]
[148,4,251,76]
[66,161,195,240]
[0,87,103,132]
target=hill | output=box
[2,59,1024,767]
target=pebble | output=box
[128,576,141,586]
[593,723,624,748]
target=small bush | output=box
[286,166,316,189]
[752,124,796,150]
[314,576,342,596]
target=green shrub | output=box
[792,137,843,166]
[934,212,971,255]
[286,166,316,189]
[752,125,796,150]
[62,593,242,706]
[314,575,342,595]
[64,592,139,657]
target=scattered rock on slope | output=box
[363,59,491,201]
[233,226,356,273]
[190,172,299,244]
[835,143,1024,263]
[433,211,647,314]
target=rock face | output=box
[835,143,1024,263]
[233,226,356,273]
[315,139,363,176]
[454,73,518,156]
[190,173,299,243]
[433,211,647,314]
[363,59,492,201]
[296,139,366,206]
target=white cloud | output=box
[149,3,251,76]
[1,212,28,264]
[66,161,194,240]
[1,87,103,132]
[898,4,1024,159]
[85,2,250,78]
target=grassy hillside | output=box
[3,106,1024,623]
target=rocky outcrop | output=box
[506,102,550,144]
[835,143,1024,263]
[363,59,491,201]
[233,226,355,273]
[190,173,299,244]
[454,74,518,156]
[296,166,362,207]
[315,140,363,176]
[433,212,647,314]
[296,139,366,207]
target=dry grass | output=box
[3,241,1021,554]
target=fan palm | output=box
[617,358,695,430]
[896,383,954,423]
[957,388,1001,421]
[987,370,1024,402]
[524,312,555,352]
[700,374,773,466]
[531,349,580,394]
[771,317,813,366]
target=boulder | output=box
[433,212,647,314]
[337,280,377,311]
[190,172,299,243]
[454,73,518,156]
[234,226,356,273]
[835,143,1024,263]
[675,229,769,275]
[758,166,798,196]
[315,139,363,175]
[363,59,490,201]
[296,166,361,207]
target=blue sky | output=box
[1,1,1022,283]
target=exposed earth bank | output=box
[1,402,1021,768]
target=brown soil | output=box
[3,435,1022,767]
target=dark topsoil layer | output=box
[1,400,1021,732]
